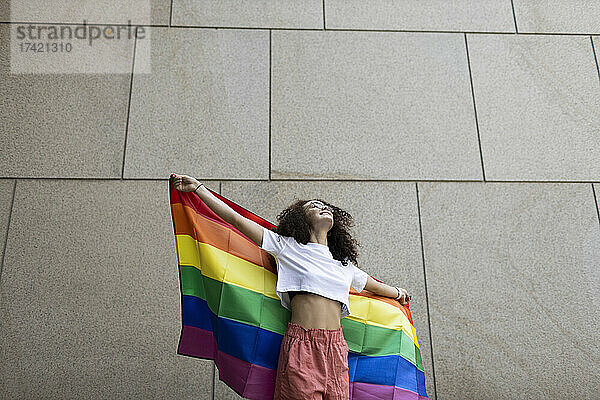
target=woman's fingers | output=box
[398,287,411,304]
[171,173,186,192]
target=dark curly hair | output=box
[271,198,361,268]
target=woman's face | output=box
[303,200,334,231]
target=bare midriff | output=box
[289,292,342,330]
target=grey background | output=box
[1,1,599,399]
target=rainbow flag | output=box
[169,176,428,400]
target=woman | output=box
[172,174,411,400]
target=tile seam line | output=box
[0,180,17,296]
[322,0,326,30]
[0,22,598,36]
[149,28,600,37]
[510,0,519,33]
[592,184,600,230]
[464,33,486,182]
[591,36,600,82]
[0,21,171,27]
[415,182,437,400]
[121,26,138,180]
[2,178,600,184]
[126,27,600,37]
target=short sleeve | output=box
[350,261,369,292]
[259,226,289,257]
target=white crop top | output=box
[259,226,369,319]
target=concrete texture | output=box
[271,30,481,180]
[419,182,600,399]
[514,1,600,34]
[595,184,600,226]
[467,33,600,181]
[0,180,15,271]
[124,27,270,180]
[325,0,515,32]
[4,0,169,25]
[0,24,132,178]
[0,2,9,22]
[0,179,220,398]
[172,0,323,29]
[593,36,600,70]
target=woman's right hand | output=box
[171,174,201,193]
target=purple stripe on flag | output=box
[178,325,277,400]
[178,324,215,358]
[351,380,429,400]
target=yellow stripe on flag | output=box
[175,233,419,348]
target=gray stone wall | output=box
[1,1,599,399]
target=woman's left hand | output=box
[397,287,411,305]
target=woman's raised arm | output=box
[172,173,264,247]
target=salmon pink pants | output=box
[274,321,350,400]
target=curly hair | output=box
[271,198,361,268]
